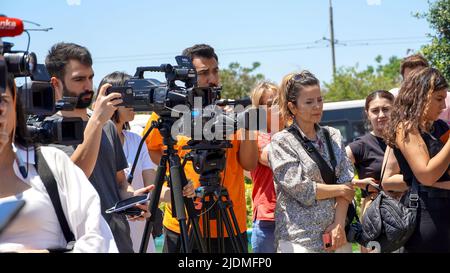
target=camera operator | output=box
[45,42,153,253]
[142,44,258,253]
[0,72,117,252]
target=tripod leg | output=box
[216,197,225,253]
[168,164,190,253]
[217,197,241,253]
[223,195,247,253]
[139,156,168,253]
[204,199,212,253]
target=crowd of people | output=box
[0,40,448,253]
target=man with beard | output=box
[142,44,258,253]
[45,42,152,253]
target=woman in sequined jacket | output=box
[269,71,355,253]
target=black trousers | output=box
[162,227,248,253]
[404,194,450,253]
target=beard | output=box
[62,82,94,109]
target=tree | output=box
[219,62,265,99]
[417,0,450,80]
[323,55,402,102]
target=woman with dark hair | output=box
[384,67,450,252]
[269,71,355,253]
[100,71,195,253]
[0,73,117,252]
[345,90,395,252]
[346,90,395,215]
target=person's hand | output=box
[90,83,123,125]
[356,178,380,192]
[339,183,355,203]
[127,185,155,221]
[0,101,8,154]
[324,221,347,251]
[183,180,196,198]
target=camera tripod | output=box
[128,117,206,253]
[182,141,248,253]
[128,118,246,253]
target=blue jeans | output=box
[251,220,276,253]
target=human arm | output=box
[324,197,349,251]
[269,133,353,206]
[70,84,123,177]
[238,129,258,171]
[396,126,450,186]
[381,146,409,192]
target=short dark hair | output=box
[98,71,132,130]
[45,42,92,80]
[182,44,218,62]
[400,54,429,78]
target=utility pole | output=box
[329,0,336,77]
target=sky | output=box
[3,0,433,89]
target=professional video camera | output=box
[0,39,84,145]
[106,55,220,116]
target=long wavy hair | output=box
[384,67,448,147]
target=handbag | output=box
[360,148,418,252]
[287,124,362,243]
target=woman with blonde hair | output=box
[269,71,355,253]
[249,82,284,253]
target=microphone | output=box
[0,17,24,37]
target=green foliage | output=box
[244,177,253,229]
[323,55,402,102]
[219,62,265,99]
[417,0,450,80]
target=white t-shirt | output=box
[122,130,158,253]
[0,146,118,253]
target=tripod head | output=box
[182,139,232,188]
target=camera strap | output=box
[35,146,76,251]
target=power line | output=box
[93,38,430,64]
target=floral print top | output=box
[268,123,354,252]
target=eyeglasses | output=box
[286,74,305,92]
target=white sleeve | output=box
[41,147,118,253]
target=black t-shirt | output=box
[348,133,387,182]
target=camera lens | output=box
[4,51,37,77]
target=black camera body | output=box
[1,41,37,94]
[105,85,134,107]
[27,115,85,145]
[112,56,219,116]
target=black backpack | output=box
[359,149,418,252]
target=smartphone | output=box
[105,194,150,216]
[0,200,26,235]
[322,233,332,249]
[105,86,134,108]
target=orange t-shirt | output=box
[142,112,247,237]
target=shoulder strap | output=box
[34,146,76,244]
[322,127,337,170]
[379,147,418,209]
[287,124,337,185]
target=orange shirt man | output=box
[143,44,257,253]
